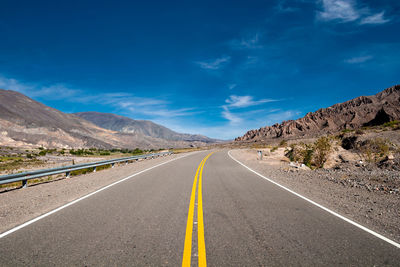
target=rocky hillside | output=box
[236,85,400,141]
[0,89,216,149]
[75,112,217,143]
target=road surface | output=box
[0,150,399,266]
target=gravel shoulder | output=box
[0,153,189,234]
[230,149,400,244]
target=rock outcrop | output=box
[236,85,400,141]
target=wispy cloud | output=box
[195,56,231,70]
[317,0,361,22]
[0,75,198,119]
[0,75,81,100]
[218,109,299,139]
[221,94,279,127]
[316,0,390,25]
[229,33,263,50]
[344,55,373,64]
[0,76,31,92]
[360,11,390,25]
[225,95,276,108]
[221,106,242,125]
[228,84,237,90]
[275,0,299,13]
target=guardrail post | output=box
[66,171,70,178]
[112,163,115,168]
[22,179,28,188]
[93,167,97,173]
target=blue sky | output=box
[0,0,399,140]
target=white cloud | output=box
[0,74,198,119]
[221,95,279,128]
[316,0,390,25]
[275,0,299,13]
[217,109,299,139]
[228,84,237,90]
[221,106,243,125]
[225,95,276,108]
[360,11,390,25]
[0,75,80,100]
[195,56,231,70]
[344,55,373,64]
[229,33,263,50]
[317,0,361,22]
[0,76,31,92]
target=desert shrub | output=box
[382,120,400,129]
[313,137,332,168]
[341,129,353,133]
[270,146,278,153]
[132,148,143,155]
[285,143,310,163]
[355,129,364,135]
[285,138,332,169]
[38,150,47,156]
[358,138,390,163]
[279,140,287,147]
[302,145,314,168]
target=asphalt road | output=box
[0,150,399,266]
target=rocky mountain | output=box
[74,112,216,143]
[236,85,400,142]
[0,89,216,149]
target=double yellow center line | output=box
[182,152,214,267]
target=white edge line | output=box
[0,151,200,239]
[227,150,400,249]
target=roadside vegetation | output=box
[172,147,203,154]
[0,146,170,189]
[0,146,164,177]
[285,136,332,169]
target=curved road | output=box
[0,150,399,266]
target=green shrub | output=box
[359,138,390,163]
[279,140,287,147]
[313,137,331,168]
[341,129,354,133]
[270,146,278,153]
[285,138,331,169]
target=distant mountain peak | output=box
[74,111,218,143]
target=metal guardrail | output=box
[0,151,173,188]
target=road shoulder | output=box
[0,153,188,234]
[229,149,400,244]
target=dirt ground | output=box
[230,148,400,244]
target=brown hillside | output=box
[236,85,400,141]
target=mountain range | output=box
[236,85,400,142]
[0,89,218,149]
[74,112,215,143]
[2,85,399,149]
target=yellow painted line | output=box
[182,152,213,267]
[198,152,213,267]
[182,156,206,266]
